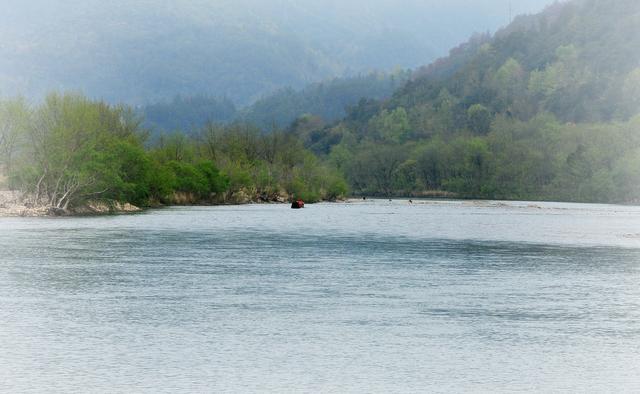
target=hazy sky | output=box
[0,0,558,35]
[0,0,560,103]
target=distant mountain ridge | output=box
[140,71,411,133]
[0,0,551,105]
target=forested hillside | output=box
[301,0,640,203]
[140,71,410,132]
[240,71,411,129]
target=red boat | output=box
[291,200,305,209]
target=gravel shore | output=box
[0,191,142,217]
[0,191,49,217]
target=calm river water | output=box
[1,200,640,392]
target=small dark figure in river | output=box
[291,200,305,209]
[409,200,413,204]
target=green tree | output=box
[346,144,407,196]
[0,98,29,180]
[369,107,411,142]
[415,139,454,190]
[12,93,152,210]
[467,104,492,134]
[621,68,640,118]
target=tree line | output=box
[0,94,347,211]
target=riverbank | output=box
[4,189,636,218]
[0,191,49,217]
[0,191,143,217]
[0,190,312,217]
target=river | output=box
[1,200,639,392]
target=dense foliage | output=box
[296,0,640,204]
[0,94,347,210]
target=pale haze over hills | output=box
[1,0,554,105]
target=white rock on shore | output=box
[0,191,50,217]
[0,191,142,217]
[73,201,142,215]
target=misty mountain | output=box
[0,0,551,105]
[300,0,640,202]
[393,0,640,123]
[239,71,411,129]
[141,71,411,132]
[141,95,238,133]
